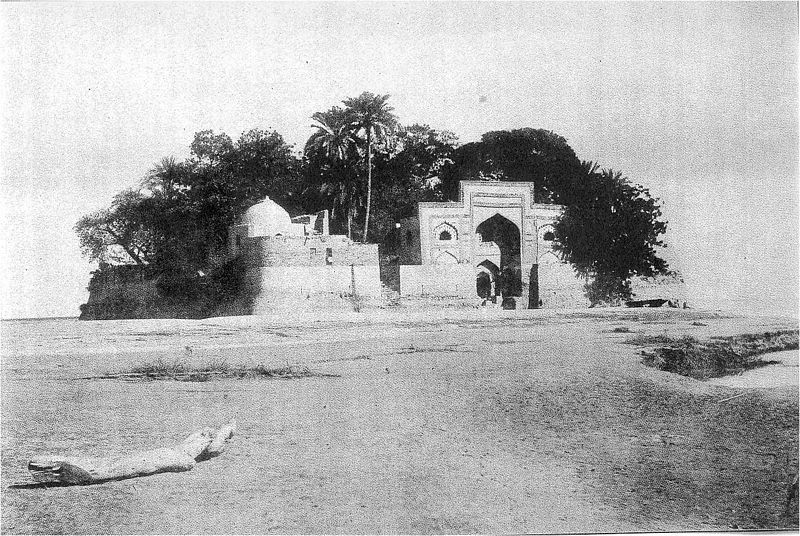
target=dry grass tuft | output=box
[609,326,633,333]
[90,358,338,382]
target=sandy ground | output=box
[706,350,799,389]
[1,308,798,534]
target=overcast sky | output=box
[1,2,797,318]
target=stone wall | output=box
[247,265,382,314]
[83,265,157,303]
[537,262,587,308]
[398,261,587,308]
[79,260,261,320]
[239,234,382,314]
[399,265,476,298]
[244,235,379,268]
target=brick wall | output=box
[537,261,586,308]
[244,235,379,268]
[247,265,382,314]
[399,265,476,298]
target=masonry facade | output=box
[230,197,381,313]
[395,181,583,308]
[80,184,682,319]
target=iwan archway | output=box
[475,214,522,298]
[407,181,549,309]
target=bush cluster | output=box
[638,330,799,379]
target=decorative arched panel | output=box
[433,250,459,265]
[538,223,556,243]
[538,250,562,265]
[433,222,458,242]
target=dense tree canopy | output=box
[552,165,669,304]
[77,94,670,304]
[369,124,458,241]
[76,129,300,278]
[75,188,158,266]
[437,128,669,302]
[439,128,583,203]
[302,115,457,242]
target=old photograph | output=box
[1,2,798,533]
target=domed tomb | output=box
[241,197,300,237]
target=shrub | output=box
[635,330,799,379]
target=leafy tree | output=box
[388,124,458,192]
[322,180,363,239]
[78,128,300,274]
[75,189,156,266]
[143,156,187,200]
[230,129,302,211]
[175,128,301,258]
[189,130,234,167]
[440,128,669,304]
[341,92,397,242]
[439,128,582,203]
[370,124,458,241]
[552,166,669,304]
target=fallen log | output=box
[27,419,236,485]
[202,420,236,459]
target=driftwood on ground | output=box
[27,420,236,485]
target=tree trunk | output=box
[102,226,145,266]
[347,203,353,240]
[27,420,235,485]
[362,130,372,243]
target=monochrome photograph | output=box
[1,2,797,533]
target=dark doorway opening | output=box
[476,259,499,301]
[529,263,539,309]
[476,214,522,297]
[476,272,492,299]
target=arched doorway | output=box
[476,260,499,300]
[476,272,492,299]
[475,214,522,297]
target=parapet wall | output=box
[244,235,379,268]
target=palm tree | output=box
[342,92,397,243]
[319,180,361,239]
[306,107,354,161]
[144,156,184,200]
[306,107,359,239]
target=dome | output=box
[241,197,297,237]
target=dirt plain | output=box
[1,308,798,534]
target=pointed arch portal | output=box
[475,214,522,297]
